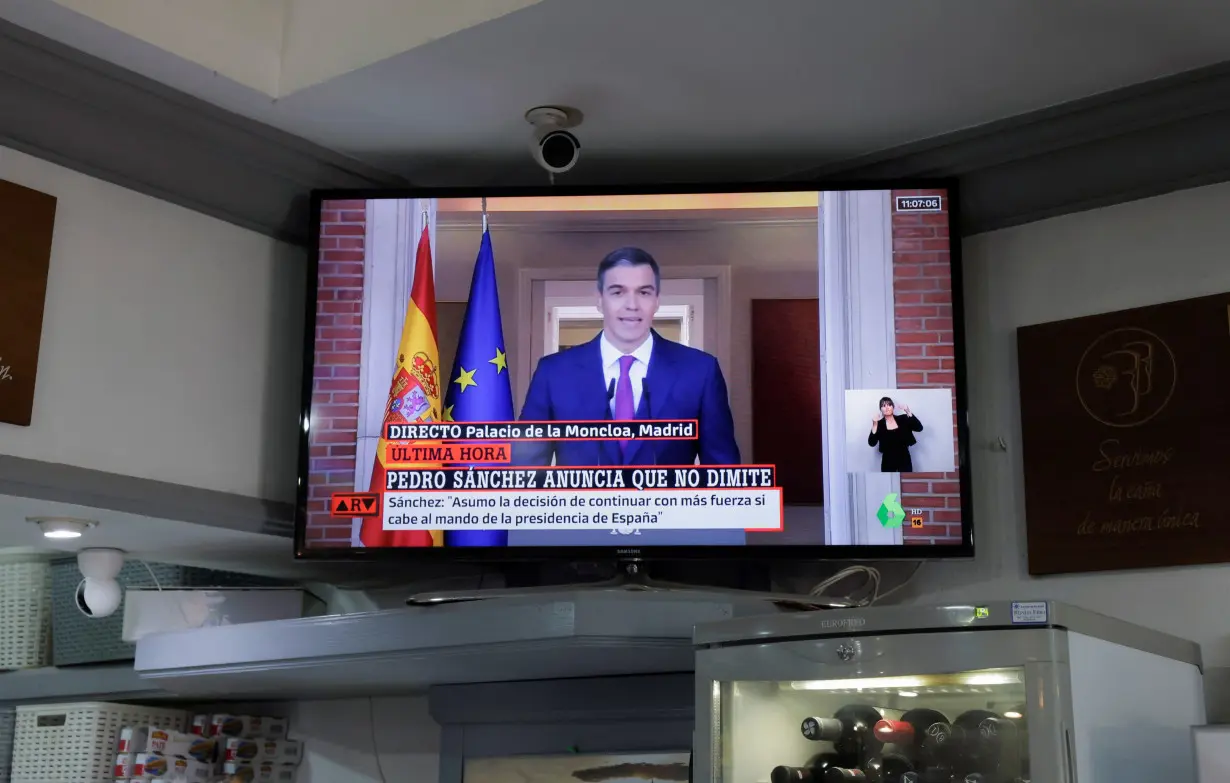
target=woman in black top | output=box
[867,396,924,472]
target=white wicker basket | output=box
[0,561,51,670]
[11,702,187,783]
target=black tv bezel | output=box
[293,179,974,562]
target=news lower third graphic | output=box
[331,493,381,517]
[384,466,780,532]
[332,418,784,533]
[332,469,783,533]
[383,419,699,442]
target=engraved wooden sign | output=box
[1017,292,1230,575]
[0,180,57,427]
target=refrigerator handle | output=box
[1063,725,1077,783]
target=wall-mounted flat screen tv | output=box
[295,183,972,561]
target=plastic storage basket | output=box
[0,561,51,670]
[10,702,186,783]
[50,559,282,666]
[0,706,16,783]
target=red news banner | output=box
[331,419,783,533]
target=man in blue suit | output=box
[509,247,745,545]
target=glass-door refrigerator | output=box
[693,601,1204,783]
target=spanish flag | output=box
[359,225,444,548]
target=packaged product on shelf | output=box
[258,738,302,765]
[209,714,289,739]
[191,714,212,736]
[133,751,216,781]
[223,737,302,766]
[145,726,218,761]
[114,751,136,778]
[120,725,149,753]
[223,738,261,764]
[220,760,297,782]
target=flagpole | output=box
[481,196,488,233]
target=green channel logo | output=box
[876,493,905,528]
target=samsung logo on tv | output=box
[818,618,867,629]
[616,549,642,556]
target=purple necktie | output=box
[614,354,636,452]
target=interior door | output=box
[751,298,822,504]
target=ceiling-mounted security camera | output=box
[76,547,125,619]
[526,106,583,175]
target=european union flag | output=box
[444,230,513,547]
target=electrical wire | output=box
[873,562,924,604]
[369,696,389,783]
[135,559,207,630]
[806,562,924,607]
[136,560,163,591]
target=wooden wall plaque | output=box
[0,180,57,427]
[1017,292,1230,575]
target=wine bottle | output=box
[771,755,845,783]
[973,715,1022,779]
[873,709,950,749]
[899,770,953,783]
[919,721,968,767]
[822,768,866,782]
[926,711,1016,780]
[864,753,914,783]
[953,710,1000,735]
[800,705,885,758]
[771,766,817,783]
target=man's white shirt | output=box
[600,332,653,415]
[599,332,652,535]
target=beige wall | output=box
[905,181,1230,719]
[0,146,303,501]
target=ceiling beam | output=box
[0,19,407,246]
[6,16,1230,244]
[794,60,1230,236]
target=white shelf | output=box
[132,591,762,700]
[0,663,169,704]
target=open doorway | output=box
[540,279,706,356]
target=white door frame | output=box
[819,190,903,545]
[545,300,701,355]
[516,265,731,409]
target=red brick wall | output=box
[890,190,962,545]
[305,199,367,547]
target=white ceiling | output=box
[27,0,544,97]
[5,0,1230,182]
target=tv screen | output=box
[295,184,971,559]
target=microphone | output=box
[606,378,616,400]
[642,380,657,466]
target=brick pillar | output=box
[305,200,367,546]
[890,190,962,545]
